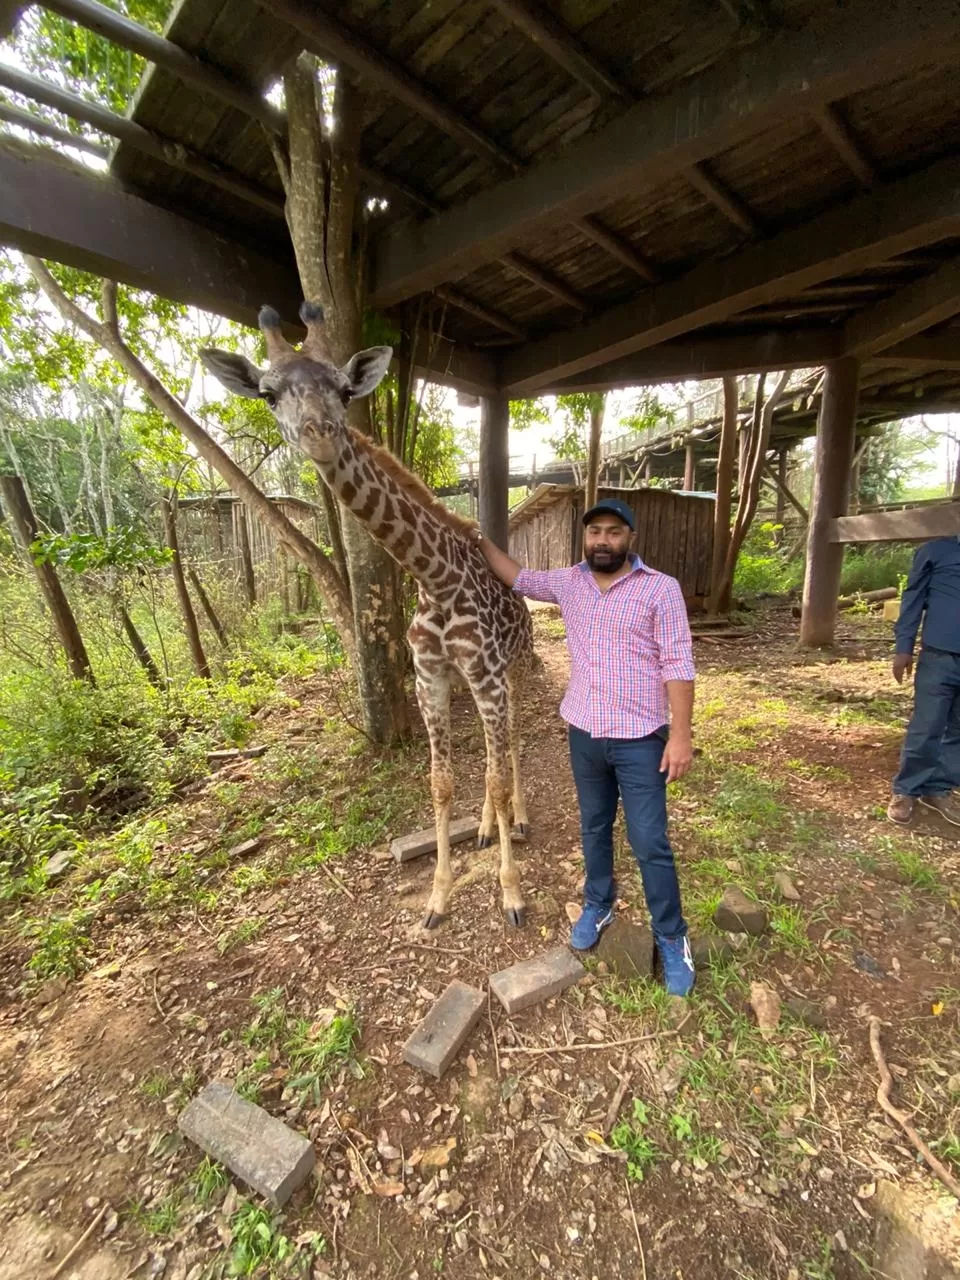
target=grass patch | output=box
[233,988,361,1105]
[610,1099,660,1181]
[227,1200,325,1276]
[218,917,264,954]
[191,1157,228,1205]
[130,1192,182,1237]
[770,905,813,956]
[23,907,93,980]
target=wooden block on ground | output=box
[179,1080,315,1206]
[390,816,476,864]
[402,980,486,1078]
[489,947,585,1015]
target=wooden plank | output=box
[810,102,878,188]
[501,154,960,393]
[872,334,960,370]
[259,0,520,171]
[687,161,760,236]
[844,257,960,357]
[573,216,659,282]
[370,0,960,306]
[829,503,960,543]
[485,0,631,102]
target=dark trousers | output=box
[568,725,686,938]
[893,647,960,797]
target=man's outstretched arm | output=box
[476,533,522,587]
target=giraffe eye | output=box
[260,387,277,408]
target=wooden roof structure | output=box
[4,0,960,406]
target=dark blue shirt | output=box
[894,536,960,655]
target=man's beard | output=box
[586,547,628,574]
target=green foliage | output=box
[610,1099,660,1181]
[838,544,915,595]
[23,907,93,979]
[732,522,800,597]
[508,398,550,431]
[858,422,935,506]
[32,527,171,574]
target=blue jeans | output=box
[568,725,686,938]
[893,647,960,796]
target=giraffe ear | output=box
[200,349,266,399]
[341,346,393,399]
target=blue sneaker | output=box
[657,934,695,997]
[570,904,614,952]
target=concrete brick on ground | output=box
[489,947,585,1015]
[390,816,476,863]
[179,1080,315,1206]
[403,980,486,1078]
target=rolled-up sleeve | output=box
[514,567,569,604]
[653,578,696,682]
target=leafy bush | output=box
[839,545,915,596]
[732,523,802,597]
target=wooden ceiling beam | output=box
[811,102,878,187]
[574,216,660,283]
[40,0,285,133]
[844,257,960,356]
[371,0,960,307]
[687,161,760,236]
[499,154,960,394]
[434,286,528,341]
[0,141,302,327]
[539,328,846,393]
[502,252,590,312]
[0,63,285,216]
[0,98,109,159]
[485,0,632,102]
[258,0,520,173]
[870,334,960,369]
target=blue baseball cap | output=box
[582,498,635,531]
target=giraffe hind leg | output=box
[414,662,455,930]
[471,679,525,928]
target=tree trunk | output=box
[236,503,256,606]
[800,358,861,647]
[118,600,164,685]
[715,370,792,613]
[585,396,605,512]
[281,59,409,744]
[188,567,229,649]
[683,442,695,492]
[707,376,738,616]
[0,473,96,683]
[161,497,210,679]
[479,394,510,550]
[22,256,356,659]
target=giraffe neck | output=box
[315,428,461,589]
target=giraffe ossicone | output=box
[201,302,534,929]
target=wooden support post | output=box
[479,394,510,551]
[683,442,696,492]
[237,504,256,606]
[707,377,738,615]
[775,448,787,526]
[800,358,861,646]
[161,497,211,678]
[0,473,96,684]
[643,456,653,482]
[188,567,229,649]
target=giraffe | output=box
[201,302,534,929]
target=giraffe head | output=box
[200,302,392,464]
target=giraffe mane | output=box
[347,429,479,539]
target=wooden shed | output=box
[508,485,715,608]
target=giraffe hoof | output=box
[504,906,526,929]
[422,911,448,931]
[511,823,530,843]
[477,834,494,850]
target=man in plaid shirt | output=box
[477,497,696,996]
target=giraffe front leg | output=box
[473,685,526,928]
[477,786,497,849]
[414,666,455,930]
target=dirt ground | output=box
[1,603,958,1280]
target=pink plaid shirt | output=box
[514,556,695,739]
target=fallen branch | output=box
[48,1202,110,1279]
[626,1180,647,1280]
[320,861,356,902]
[603,1070,632,1137]
[868,1016,960,1200]
[509,1018,691,1057]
